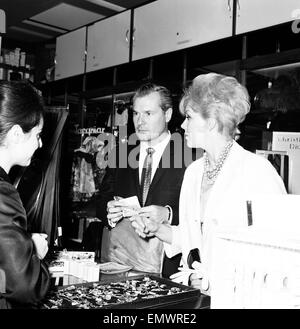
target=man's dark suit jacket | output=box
[96,138,188,278]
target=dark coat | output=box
[0,167,50,309]
[97,139,188,278]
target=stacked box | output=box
[48,251,99,282]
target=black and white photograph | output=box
[0,0,300,321]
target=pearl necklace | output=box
[204,140,233,185]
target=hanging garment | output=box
[71,133,108,202]
[71,156,96,202]
[114,108,128,126]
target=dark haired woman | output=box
[0,80,50,308]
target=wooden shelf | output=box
[240,48,300,71]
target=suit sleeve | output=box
[167,168,185,226]
[95,166,116,226]
[0,182,50,307]
[163,169,188,259]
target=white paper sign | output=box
[271,131,300,194]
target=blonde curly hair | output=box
[180,73,250,139]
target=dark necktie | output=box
[141,147,155,206]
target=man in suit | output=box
[97,83,190,278]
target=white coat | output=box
[164,141,287,293]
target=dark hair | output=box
[0,80,44,145]
[132,82,173,112]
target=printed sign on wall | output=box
[271,132,300,194]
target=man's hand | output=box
[106,198,124,227]
[31,233,48,260]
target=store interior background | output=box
[1,0,300,257]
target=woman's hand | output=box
[189,273,203,289]
[169,267,193,286]
[130,205,169,238]
[129,215,155,238]
[142,217,160,235]
[31,233,48,260]
[189,261,210,292]
[138,205,169,224]
[189,273,210,292]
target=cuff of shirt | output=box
[164,225,181,258]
